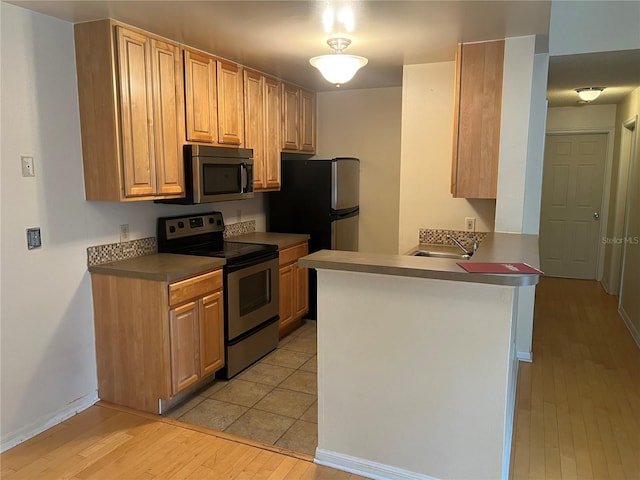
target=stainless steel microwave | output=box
[157,145,254,204]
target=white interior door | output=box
[540,133,607,278]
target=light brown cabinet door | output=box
[184,49,217,143]
[281,83,300,151]
[451,40,504,199]
[299,89,316,153]
[279,264,295,331]
[200,291,225,377]
[244,69,266,189]
[169,301,200,395]
[217,60,244,145]
[116,26,156,197]
[264,76,282,190]
[294,262,309,319]
[151,38,185,196]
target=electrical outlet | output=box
[21,155,35,177]
[465,217,476,232]
[26,227,41,249]
[120,224,130,243]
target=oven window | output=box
[202,164,241,195]
[239,269,271,316]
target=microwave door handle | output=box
[241,163,252,193]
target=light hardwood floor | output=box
[510,277,640,479]
[0,403,364,479]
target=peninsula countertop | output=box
[88,254,226,283]
[299,232,540,287]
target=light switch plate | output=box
[27,228,42,249]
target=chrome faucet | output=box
[446,234,478,257]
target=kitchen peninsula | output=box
[300,232,539,480]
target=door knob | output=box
[594,212,600,220]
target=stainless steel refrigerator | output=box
[267,157,359,318]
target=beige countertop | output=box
[299,232,540,287]
[88,253,225,283]
[229,232,310,250]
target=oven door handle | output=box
[226,251,278,272]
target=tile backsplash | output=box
[87,220,257,266]
[224,220,256,238]
[87,237,157,266]
[419,228,488,246]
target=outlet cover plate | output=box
[27,228,41,249]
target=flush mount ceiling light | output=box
[309,37,368,87]
[576,87,605,102]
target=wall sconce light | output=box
[310,37,368,87]
[576,87,605,102]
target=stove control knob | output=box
[209,217,214,224]
[169,226,176,233]
[178,221,184,228]
[217,220,222,225]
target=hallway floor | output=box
[166,321,318,456]
[510,277,640,479]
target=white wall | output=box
[315,269,517,480]
[549,0,640,56]
[398,62,496,254]
[0,3,264,451]
[495,36,536,234]
[315,88,402,254]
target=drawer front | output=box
[279,242,308,266]
[169,270,222,307]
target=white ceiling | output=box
[7,1,639,105]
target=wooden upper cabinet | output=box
[74,20,184,201]
[264,77,282,189]
[184,50,244,146]
[151,38,185,195]
[451,40,504,199]
[281,83,316,154]
[184,49,217,143]
[217,60,244,145]
[243,69,265,188]
[282,83,300,151]
[244,69,281,191]
[299,89,316,153]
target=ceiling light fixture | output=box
[309,37,368,87]
[576,87,605,102]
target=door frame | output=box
[543,129,614,281]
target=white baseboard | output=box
[516,351,533,362]
[315,448,440,480]
[619,305,640,349]
[1,393,98,453]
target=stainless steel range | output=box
[157,212,279,378]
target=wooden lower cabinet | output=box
[91,269,224,413]
[278,242,309,337]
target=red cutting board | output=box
[457,262,543,274]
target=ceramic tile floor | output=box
[165,320,318,456]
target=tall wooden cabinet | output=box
[281,82,316,154]
[74,20,185,201]
[244,69,282,191]
[184,48,244,146]
[91,268,224,414]
[278,242,309,337]
[451,40,504,199]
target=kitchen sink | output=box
[411,250,471,260]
